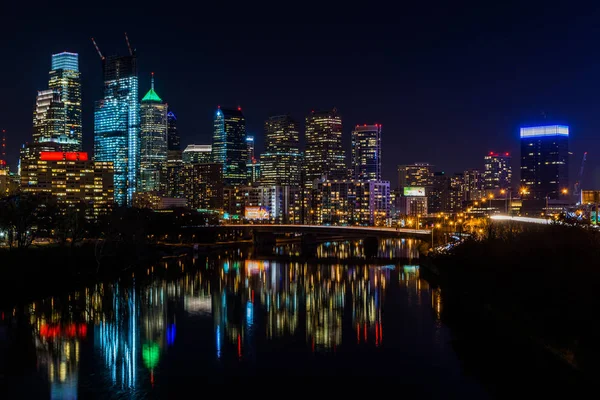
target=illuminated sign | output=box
[520,125,569,138]
[244,206,270,220]
[403,187,425,197]
[40,152,89,161]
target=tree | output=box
[0,195,41,249]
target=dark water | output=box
[0,239,488,397]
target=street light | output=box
[431,223,441,249]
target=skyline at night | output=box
[1,6,600,187]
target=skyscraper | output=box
[167,111,180,151]
[32,90,66,146]
[520,125,569,200]
[304,109,345,185]
[483,152,512,191]
[48,52,82,150]
[352,124,382,181]
[261,115,302,186]
[212,107,247,186]
[246,136,255,162]
[94,52,140,206]
[140,73,168,193]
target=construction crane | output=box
[91,37,105,60]
[124,32,133,56]
[573,151,587,200]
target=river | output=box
[0,238,489,397]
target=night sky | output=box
[2,4,600,188]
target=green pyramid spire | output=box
[142,72,162,102]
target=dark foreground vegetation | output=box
[427,221,600,382]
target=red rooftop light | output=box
[40,152,89,161]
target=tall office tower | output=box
[304,109,345,186]
[32,90,68,147]
[167,111,180,151]
[520,125,569,200]
[48,52,82,150]
[261,114,302,186]
[94,51,140,206]
[246,136,255,162]
[352,124,382,181]
[212,107,247,186]
[140,74,168,193]
[483,152,512,191]
[397,163,433,189]
[182,144,212,164]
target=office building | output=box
[167,111,180,151]
[48,52,82,150]
[246,136,255,162]
[261,115,302,186]
[247,160,261,184]
[166,150,184,198]
[313,179,390,226]
[399,187,428,218]
[20,151,114,218]
[94,52,140,206]
[397,163,433,190]
[183,145,212,164]
[483,152,512,192]
[183,163,223,210]
[32,90,69,147]
[212,107,247,186]
[304,109,345,186]
[140,74,168,193]
[352,124,382,181]
[520,125,569,200]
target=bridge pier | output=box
[253,231,276,255]
[301,233,318,257]
[364,236,379,258]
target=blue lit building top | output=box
[520,125,569,138]
[52,52,79,71]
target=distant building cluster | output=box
[0,40,580,225]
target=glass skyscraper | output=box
[261,114,302,186]
[304,109,346,186]
[48,52,82,150]
[520,125,569,200]
[140,74,167,193]
[167,111,180,151]
[94,54,140,206]
[32,90,66,145]
[351,124,382,181]
[212,107,247,186]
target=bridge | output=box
[217,224,431,238]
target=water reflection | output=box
[2,241,476,397]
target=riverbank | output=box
[421,223,600,384]
[0,242,182,308]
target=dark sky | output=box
[2,4,600,188]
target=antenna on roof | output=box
[124,32,133,56]
[91,37,105,60]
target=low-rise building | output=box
[20,151,114,218]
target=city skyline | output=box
[1,8,597,186]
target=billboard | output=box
[403,187,425,197]
[244,206,270,220]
